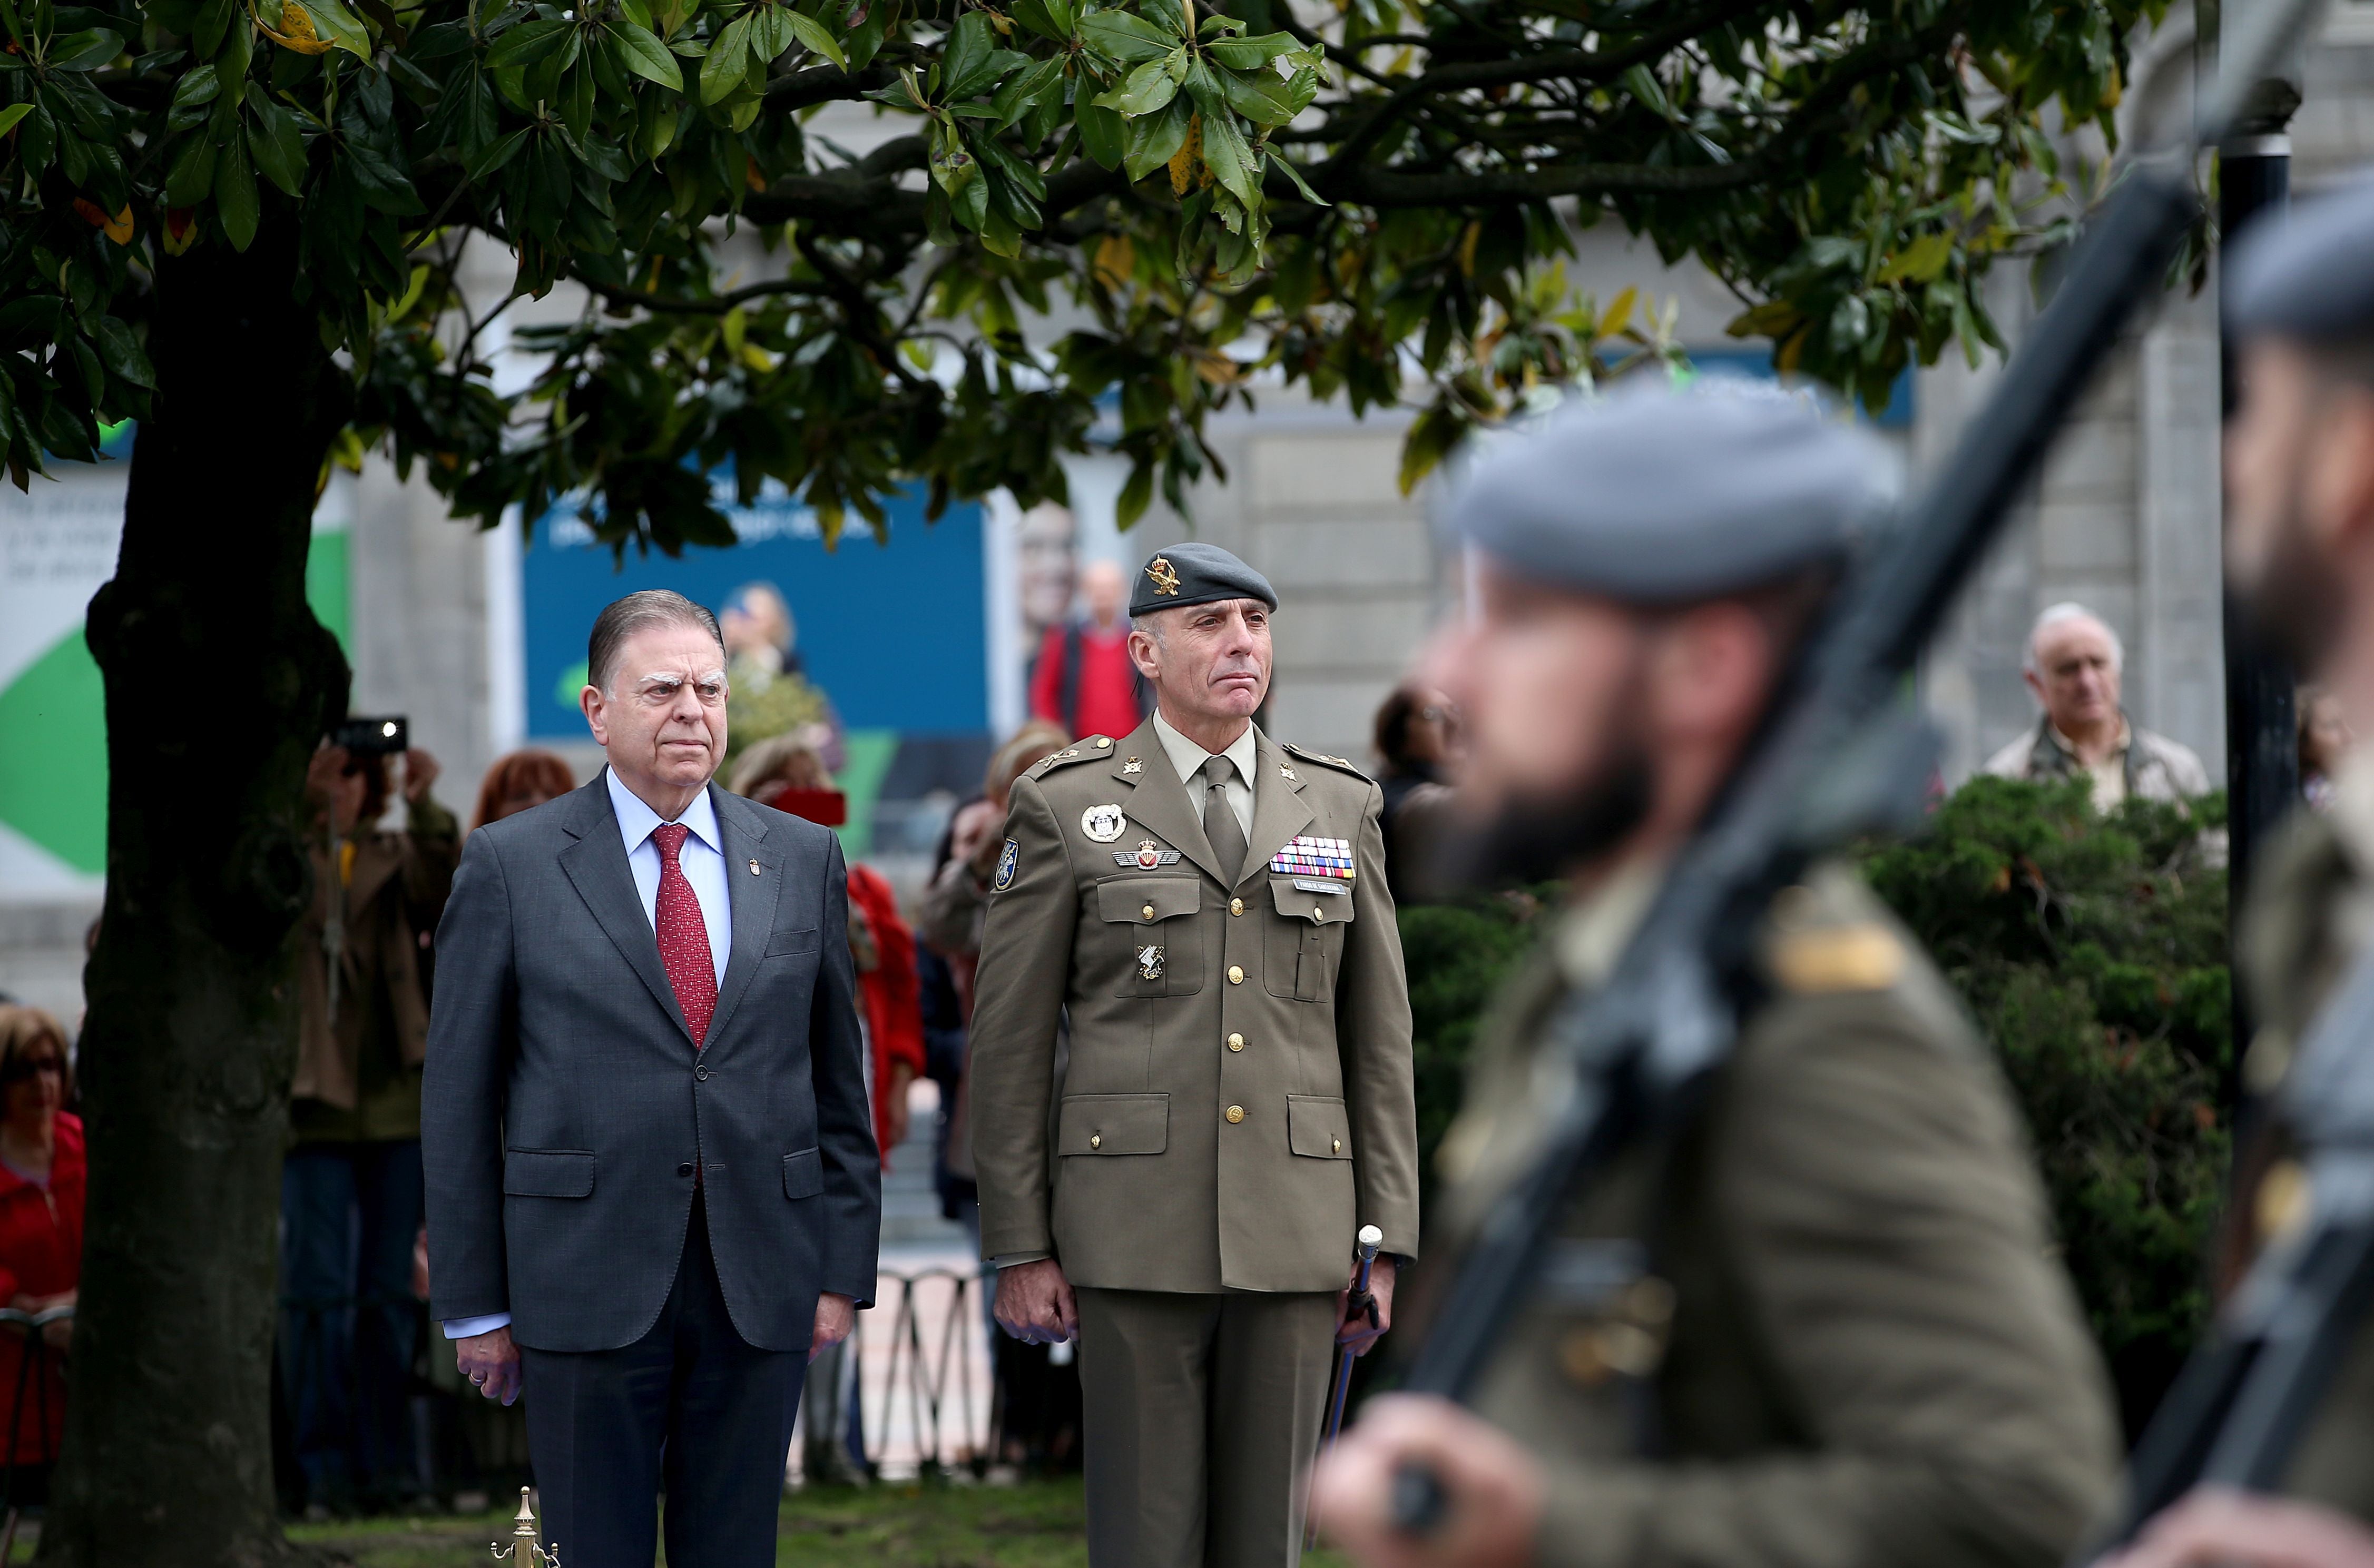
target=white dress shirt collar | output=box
[605,767,723,859]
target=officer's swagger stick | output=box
[1307,1224,1385,1549]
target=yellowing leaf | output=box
[1596,284,1635,341]
[161,206,199,255]
[1093,233,1133,288]
[1876,231,1954,285]
[1168,111,1201,196]
[1455,220,1479,278]
[102,204,133,244]
[259,2,336,54]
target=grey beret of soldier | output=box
[1438,379,1900,606]
[1128,540,1279,618]
[2229,176,2374,341]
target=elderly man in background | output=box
[1984,603,2210,806]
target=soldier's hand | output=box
[1311,1395,1542,1568]
[994,1258,1078,1345]
[1337,1254,1397,1355]
[2101,1488,2374,1568]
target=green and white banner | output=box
[0,443,351,901]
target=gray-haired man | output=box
[1983,601,2211,806]
[423,589,879,1568]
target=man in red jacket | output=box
[1029,561,1150,741]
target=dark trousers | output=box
[521,1196,802,1568]
[1074,1288,1338,1568]
[281,1139,425,1509]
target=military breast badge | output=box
[1145,557,1182,596]
[1114,840,1182,869]
[994,839,1019,891]
[1082,804,1127,843]
[1136,943,1165,980]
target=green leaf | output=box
[1196,100,1253,201]
[0,103,26,139]
[464,122,531,177]
[92,315,153,389]
[1093,54,1176,115]
[215,133,259,250]
[1120,91,1189,181]
[247,94,307,194]
[294,0,371,56]
[1078,8,1172,61]
[1218,64,1293,125]
[164,62,220,131]
[485,15,570,68]
[162,130,217,205]
[990,53,1060,127]
[48,27,121,67]
[782,7,845,70]
[1877,230,1955,285]
[937,10,996,97]
[191,0,233,55]
[1009,0,1066,40]
[1115,458,1153,527]
[1264,145,1324,204]
[1075,97,1124,169]
[613,19,682,85]
[699,9,752,103]
[1204,29,1295,66]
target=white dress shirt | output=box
[1151,708,1258,841]
[443,768,734,1344]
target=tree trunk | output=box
[37,216,350,1566]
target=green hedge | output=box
[1400,776,2231,1439]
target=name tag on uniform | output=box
[1291,878,1350,895]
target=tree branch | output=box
[588,277,835,314]
[763,58,901,109]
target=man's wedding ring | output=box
[472,1372,487,1385]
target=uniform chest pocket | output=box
[1095,877,1203,998]
[1264,875,1356,1001]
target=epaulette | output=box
[1284,742,1370,781]
[1763,882,1905,994]
[1025,738,1113,780]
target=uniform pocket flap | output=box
[766,927,821,956]
[1058,1093,1171,1156]
[783,1147,823,1198]
[504,1148,595,1197]
[1269,876,1358,925]
[1096,878,1200,925]
[1287,1096,1353,1159]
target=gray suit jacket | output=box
[421,773,880,1355]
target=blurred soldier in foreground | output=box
[2092,180,2374,1568]
[1310,383,2120,1568]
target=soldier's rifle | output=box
[1391,0,2333,1532]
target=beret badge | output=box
[1145,557,1182,596]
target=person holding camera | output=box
[281,737,459,1516]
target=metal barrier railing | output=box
[840,1266,993,1480]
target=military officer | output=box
[2089,180,2374,1568]
[968,541,1421,1568]
[1308,382,2122,1568]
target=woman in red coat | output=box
[0,1007,83,1501]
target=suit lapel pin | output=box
[747,860,761,875]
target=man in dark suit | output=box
[423,589,879,1567]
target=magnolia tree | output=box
[0,0,2157,1557]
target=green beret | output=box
[1438,379,1897,605]
[1129,542,1279,618]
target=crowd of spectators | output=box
[0,1007,80,1508]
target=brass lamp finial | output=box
[491,1487,562,1566]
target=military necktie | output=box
[1202,755,1248,886]
[651,822,717,1048]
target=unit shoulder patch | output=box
[1282,742,1371,781]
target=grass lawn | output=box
[276,1480,1353,1567]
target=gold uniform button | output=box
[1090,1133,1103,1150]
[1230,898,1244,916]
[1225,1105,1245,1124]
[1331,1137,1341,1153]
[1094,737,1113,749]
[1142,903,1156,919]
[1227,1032,1245,1052]
[1228,965,1244,984]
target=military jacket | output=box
[1433,864,2120,1568]
[2231,778,2374,1521]
[967,716,1420,1294]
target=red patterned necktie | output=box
[650,822,717,1049]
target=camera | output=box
[331,716,410,756]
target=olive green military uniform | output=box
[2226,750,2374,1521]
[969,713,1420,1568]
[1433,860,2121,1568]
